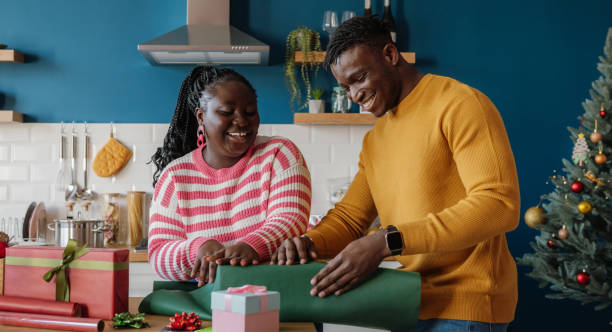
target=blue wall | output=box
[2,0,612,330]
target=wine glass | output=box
[341,11,356,23]
[322,10,339,36]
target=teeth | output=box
[228,132,248,137]
[362,95,375,109]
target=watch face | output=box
[386,231,403,251]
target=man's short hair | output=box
[324,15,393,68]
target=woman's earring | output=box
[197,124,205,147]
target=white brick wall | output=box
[0,122,372,240]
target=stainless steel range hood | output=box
[138,0,269,65]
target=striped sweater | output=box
[148,136,311,281]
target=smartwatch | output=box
[385,225,404,256]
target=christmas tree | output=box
[518,27,612,310]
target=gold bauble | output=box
[594,153,607,165]
[524,206,547,228]
[577,201,592,214]
[590,131,603,143]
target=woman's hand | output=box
[190,239,224,287]
[211,242,260,266]
[271,236,317,265]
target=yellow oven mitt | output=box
[93,133,132,177]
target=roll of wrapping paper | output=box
[0,296,82,317]
[127,191,145,246]
[0,311,103,331]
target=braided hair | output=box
[324,15,392,69]
[150,65,256,188]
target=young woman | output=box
[149,65,311,287]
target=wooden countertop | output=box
[0,297,316,332]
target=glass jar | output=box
[331,86,352,113]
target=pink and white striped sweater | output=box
[148,136,311,281]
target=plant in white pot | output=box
[308,88,325,114]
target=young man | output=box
[271,15,520,331]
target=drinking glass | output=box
[341,10,356,23]
[322,10,339,36]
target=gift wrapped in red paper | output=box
[4,245,129,319]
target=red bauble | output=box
[570,181,584,193]
[576,271,590,285]
[547,240,557,248]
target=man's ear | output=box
[382,43,400,66]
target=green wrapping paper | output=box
[139,263,420,332]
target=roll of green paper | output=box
[139,263,420,331]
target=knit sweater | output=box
[149,136,311,281]
[307,74,520,323]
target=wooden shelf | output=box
[0,111,23,123]
[295,51,415,64]
[294,113,376,125]
[0,49,24,63]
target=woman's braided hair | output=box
[150,65,256,188]
[323,15,392,69]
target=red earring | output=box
[197,124,205,147]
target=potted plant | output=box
[308,88,325,114]
[284,26,323,111]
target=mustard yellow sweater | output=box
[307,74,520,323]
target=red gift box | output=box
[4,246,129,319]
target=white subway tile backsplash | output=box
[30,123,61,142]
[311,126,350,144]
[0,185,8,200]
[0,203,30,218]
[31,164,60,183]
[11,184,51,202]
[331,144,361,166]
[0,145,9,161]
[350,125,372,144]
[0,165,29,181]
[152,124,170,146]
[297,144,331,165]
[272,125,311,143]
[310,164,351,184]
[1,123,359,221]
[0,125,30,142]
[13,144,52,162]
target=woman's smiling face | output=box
[197,80,259,168]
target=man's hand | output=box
[270,236,317,265]
[212,242,260,267]
[310,230,390,297]
[190,239,224,287]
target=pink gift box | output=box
[211,285,280,332]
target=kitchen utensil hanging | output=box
[79,122,95,200]
[65,122,80,201]
[54,122,68,193]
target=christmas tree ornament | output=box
[547,239,557,249]
[590,120,603,143]
[576,270,590,285]
[570,180,584,193]
[572,133,589,166]
[600,103,607,118]
[594,152,607,165]
[558,225,569,240]
[577,200,592,214]
[584,170,605,186]
[524,206,547,228]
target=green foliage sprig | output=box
[312,87,325,100]
[112,312,150,329]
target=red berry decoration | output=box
[576,270,590,285]
[570,180,584,193]
[547,239,557,249]
[166,312,202,331]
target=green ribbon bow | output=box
[42,239,89,302]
